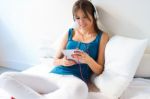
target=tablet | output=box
[62,49,83,63]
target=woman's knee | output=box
[75,80,87,89]
[64,78,88,99]
[0,72,17,88]
[73,80,88,94]
[0,72,18,79]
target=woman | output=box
[0,0,109,99]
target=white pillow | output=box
[40,35,62,58]
[135,54,150,77]
[93,35,148,99]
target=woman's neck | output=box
[79,28,96,35]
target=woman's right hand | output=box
[61,56,77,66]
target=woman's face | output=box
[74,9,94,31]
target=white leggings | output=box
[0,72,88,99]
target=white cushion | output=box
[93,35,148,99]
[135,54,150,77]
[120,78,150,99]
[40,35,63,58]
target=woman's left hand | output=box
[71,50,91,64]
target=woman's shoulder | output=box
[102,32,109,39]
[97,30,109,40]
[99,31,109,44]
[68,28,74,33]
[63,28,74,36]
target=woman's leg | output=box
[44,75,88,99]
[0,72,59,99]
[0,72,88,99]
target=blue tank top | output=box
[51,28,102,82]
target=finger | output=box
[64,56,67,59]
[73,55,82,60]
[65,62,75,66]
[72,53,82,57]
[68,60,76,64]
[64,61,71,66]
[74,51,85,57]
[65,60,75,64]
[74,50,82,54]
[69,60,76,63]
[72,53,83,59]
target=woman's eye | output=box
[75,16,88,21]
[76,17,80,20]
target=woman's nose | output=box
[79,19,85,25]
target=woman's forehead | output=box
[74,9,90,17]
[75,9,85,16]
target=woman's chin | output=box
[80,27,88,31]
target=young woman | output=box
[0,0,109,99]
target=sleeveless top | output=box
[50,28,102,82]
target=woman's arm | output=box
[88,32,109,75]
[52,32,68,66]
[55,33,68,58]
[53,32,77,66]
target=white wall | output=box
[92,0,150,53]
[0,0,75,70]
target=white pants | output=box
[0,72,88,99]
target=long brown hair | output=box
[72,0,102,33]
